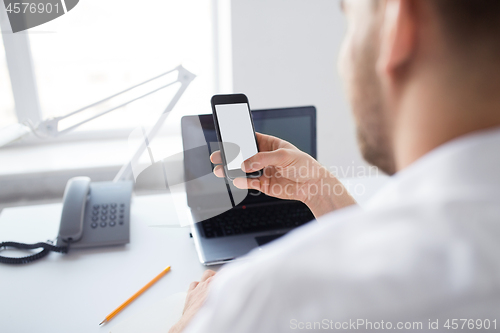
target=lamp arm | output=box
[56,80,179,136]
[113,65,196,182]
[0,65,196,181]
[35,66,184,138]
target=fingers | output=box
[210,151,222,164]
[200,269,216,282]
[188,281,199,292]
[242,149,290,173]
[211,133,291,167]
[213,165,224,178]
[255,132,282,151]
[233,177,262,191]
[188,270,216,293]
[210,134,274,165]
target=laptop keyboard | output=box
[201,203,315,238]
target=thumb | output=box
[242,149,289,172]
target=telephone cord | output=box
[0,241,69,265]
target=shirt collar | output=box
[365,126,500,209]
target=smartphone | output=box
[211,93,263,180]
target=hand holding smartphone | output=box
[211,94,262,180]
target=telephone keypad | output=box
[91,202,127,229]
[56,180,132,249]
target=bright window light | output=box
[27,0,215,133]
[0,40,17,129]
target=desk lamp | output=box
[0,64,196,181]
[0,65,196,264]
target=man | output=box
[171,0,500,331]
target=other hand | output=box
[169,270,217,333]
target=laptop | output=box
[181,106,317,265]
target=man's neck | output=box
[392,67,500,171]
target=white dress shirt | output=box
[185,128,500,332]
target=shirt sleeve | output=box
[181,217,336,333]
[182,253,278,333]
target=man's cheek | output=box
[338,37,351,82]
[338,40,348,79]
[338,38,356,97]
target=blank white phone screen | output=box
[215,103,258,170]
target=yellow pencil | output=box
[99,266,171,326]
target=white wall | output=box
[230,0,368,172]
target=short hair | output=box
[430,0,500,49]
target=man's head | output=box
[338,0,500,175]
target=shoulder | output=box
[188,200,500,333]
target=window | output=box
[0,39,16,129]
[1,0,217,137]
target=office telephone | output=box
[0,177,133,264]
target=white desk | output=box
[0,193,210,333]
[0,176,388,333]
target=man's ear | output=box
[377,0,417,78]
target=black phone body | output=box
[211,93,262,180]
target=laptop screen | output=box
[181,106,316,209]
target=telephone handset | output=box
[58,177,90,244]
[0,177,133,264]
[55,177,133,249]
